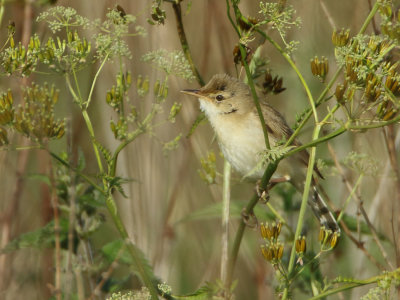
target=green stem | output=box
[308,268,400,300]
[49,151,106,196]
[239,44,271,149]
[263,35,318,123]
[171,2,204,86]
[282,125,321,300]
[0,0,5,28]
[286,68,342,146]
[110,103,160,177]
[225,162,278,288]
[285,0,380,145]
[225,0,240,37]
[221,160,231,290]
[105,196,159,299]
[81,109,104,174]
[110,128,143,177]
[85,53,109,109]
[337,174,363,223]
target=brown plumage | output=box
[182,74,339,233]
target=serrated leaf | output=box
[177,200,276,224]
[101,239,156,282]
[102,239,133,265]
[174,283,214,299]
[177,201,242,224]
[77,148,86,171]
[186,112,206,138]
[27,173,51,186]
[1,219,68,253]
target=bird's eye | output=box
[216,95,224,101]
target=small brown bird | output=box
[182,74,339,233]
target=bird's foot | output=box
[256,180,270,204]
[241,208,258,228]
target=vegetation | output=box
[0,0,399,299]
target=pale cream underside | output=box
[199,99,285,179]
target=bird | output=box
[181,73,340,233]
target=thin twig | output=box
[367,0,379,34]
[340,220,386,271]
[171,1,204,86]
[319,0,336,29]
[47,144,62,300]
[328,144,395,270]
[383,125,400,269]
[221,160,231,297]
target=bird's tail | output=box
[308,186,340,233]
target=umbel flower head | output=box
[14,83,65,142]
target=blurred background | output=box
[0,0,399,299]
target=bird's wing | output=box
[259,102,324,179]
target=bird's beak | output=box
[180,89,201,98]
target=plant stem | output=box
[0,0,5,28]
[171,1,204,86]
[81,109,104,174]
[285,0,380,145]
[221,159,231,295]
[337,174,363,223]
[239,44,271,149]
[105,195,159,299]
[49,151,105,195]
[282,125,321,300]
[309,268,400,299]
[262,35,318,123]
[85,53,109,109]
[225,162,278,289]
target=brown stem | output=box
[328,144,393,270]
[0,0,34,294]
[340,220,385,271]
[0,145,30,291]
[383,126,400,267]
[47,146,61,300]
[171,1,205,86]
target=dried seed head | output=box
[262,70,286,94]
[233,44,252,66]
[237,17,258,32]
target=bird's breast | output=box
[211,113,270,178]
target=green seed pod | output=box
[295,236,306,254]
[0,127,8,146]
[153,79,160,96]
[332,28,350,47]
[335,83,347,104]
[137,75,143,90]
[126,72,132,87]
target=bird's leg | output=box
[241,208,258,228]
[256,175,290,204]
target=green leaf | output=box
[102,239,134,265]
[174,283,214,299]
[186,112,206,138]
[26,173,51,186]
[177,201,243,223]
[1,219,68,253]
